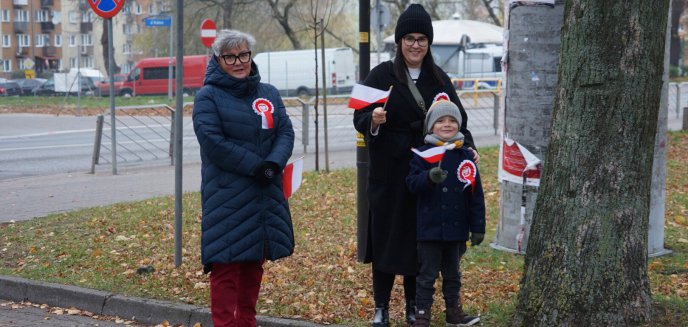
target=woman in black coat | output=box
[352,4,477,326]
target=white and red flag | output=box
[411,146,446,164]
[499,135,542,186]
[348,84,391,110]
[282,157,304,199]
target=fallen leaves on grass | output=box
[0,134,687,326]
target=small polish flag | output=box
[411,146,446,164]
[348,84,391,110]
[282,157,304,199]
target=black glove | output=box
[428,167,447,184]
[470,233,485,246]
[253,161,278,186]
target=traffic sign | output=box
[25,69,35,79]
[144,16,171,27]
[87,0,125,19]
[23,58,35,70]
[200,19,217,48]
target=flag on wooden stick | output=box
[282,157,304,199]
[411,146,446,164]
[348,84,391,110]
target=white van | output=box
[253,47,356,97]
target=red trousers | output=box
[209,261,264,327]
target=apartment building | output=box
[0,0,165,80]
[0,0,63,79]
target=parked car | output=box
[32,77,100,96]
[0,78,22,96]
[32,79,56,96]
[98,74,127,96]
[16,78,46,95]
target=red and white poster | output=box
[498,135,542,186]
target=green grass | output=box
[0,95,195,114]
[1,132,687,326]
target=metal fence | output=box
[89,89,503,172]
[669,82,688,120]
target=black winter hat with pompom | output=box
[394,4,434,45]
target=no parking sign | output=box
[87,0,125,19]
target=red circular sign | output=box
[200,19,217,48]
[88,0,125,19]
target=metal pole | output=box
[676,83,681,118]
[320,19,330,172]
[168,15,173,100]
[375,0,382,64]
[174,0,183,268]
[356,0,371,262]
[108,18,117,175]
[90,115,104,173]
[76,25,81,116]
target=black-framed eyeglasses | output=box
[220,51,252,65]
[402,35,428,47]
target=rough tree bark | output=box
[101,20,119,76]
[512,1,669,326]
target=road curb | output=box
[0,275,341,326]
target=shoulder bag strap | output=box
[405,69,426,114]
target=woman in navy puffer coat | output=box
[193,29,294,327]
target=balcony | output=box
[40,0,53,7]
[80,46,93,56]
[13,0,28,6]
[78,0,89,11]
[41,22,55,31]
[80,22,93,33]
[13,22,28,33]
[43,46,57,57]
[15,47,29,57]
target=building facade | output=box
[0,0,164,80]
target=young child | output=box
[406,100,486,327]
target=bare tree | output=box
[266,0,303,49]
[101,20,119,75]
[480,0,503,26]
[512,0,669,325]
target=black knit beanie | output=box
[394,4,433,45]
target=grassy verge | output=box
[0,95,342,116]
[0,95,195,116]
[0,133,686,326]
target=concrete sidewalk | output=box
[0,275,333,327]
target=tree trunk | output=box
[266,0,302,49]
[669,0,683,68]
[512,1,669,326]
[101,20,119,76]
[222,0,235,29]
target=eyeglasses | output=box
[402,35,428,47]
[220,51,252,65]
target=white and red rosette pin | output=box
[252,98,275,129]
[457,159,477,193]
[433,92,450,103]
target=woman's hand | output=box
[469,147,480,164]
[371,107,387,129]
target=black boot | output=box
[372,304,389,327]
[405,299,417,325]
